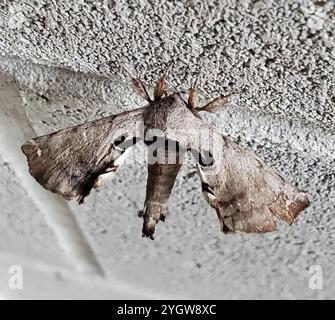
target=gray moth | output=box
[21,66,310,239]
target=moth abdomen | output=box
[141,157,182,239]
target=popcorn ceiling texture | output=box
[0,0,334,299]
[0,0,334,127]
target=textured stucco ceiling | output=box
[0,0,335,299]
[0,0,334,128]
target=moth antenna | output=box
[192,71,201,90]
[162,61,174,79]
[191,57,205,89]
[121,65,152,102]
[154,61,174,101]
[196,90,240,113]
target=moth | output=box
[21,65,310,239]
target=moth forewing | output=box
[21,107,146,203]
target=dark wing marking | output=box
[195,137,309,233]
[21,107,145,203]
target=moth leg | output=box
[153,62,173,101]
